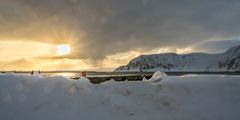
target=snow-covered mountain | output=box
[116,45,240,72]
[218,45,240,71]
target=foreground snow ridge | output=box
[1,73,240,120]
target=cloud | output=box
[1,0,240,59]
[0,58,94,71]
[192,39,240,53]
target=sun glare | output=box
[56,44,71,55]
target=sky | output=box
[0,0,240,71]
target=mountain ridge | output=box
[115,45,240,72]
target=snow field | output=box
[0,73,240,120]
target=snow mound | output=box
[148,71,167,83]
[0,74,240,120]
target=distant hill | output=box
[115,45,240,72]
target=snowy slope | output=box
[116,45,240,72]
[0,73,240,120]
[219,45,240,71]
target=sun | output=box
[56,44,71,55]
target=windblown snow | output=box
[0,73,240,120]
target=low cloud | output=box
[192,39,240,53]
[0,58,95,71]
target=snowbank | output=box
[148,71,167,83]
[0,73,240,120]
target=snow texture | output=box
[0,73,240,120]
[148,71,167,83]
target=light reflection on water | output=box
[9,72,143,79]
[44,73,81,78]
[5,72,82,79]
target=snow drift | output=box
[0,73,240,120]
[147,71,167,83]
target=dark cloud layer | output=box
[193,39,240,53]
[1,0,240,59]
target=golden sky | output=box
[0,39,195,71]
[1,0,240,71]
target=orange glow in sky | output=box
[0,41,55,60]
[0,40,193,71]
